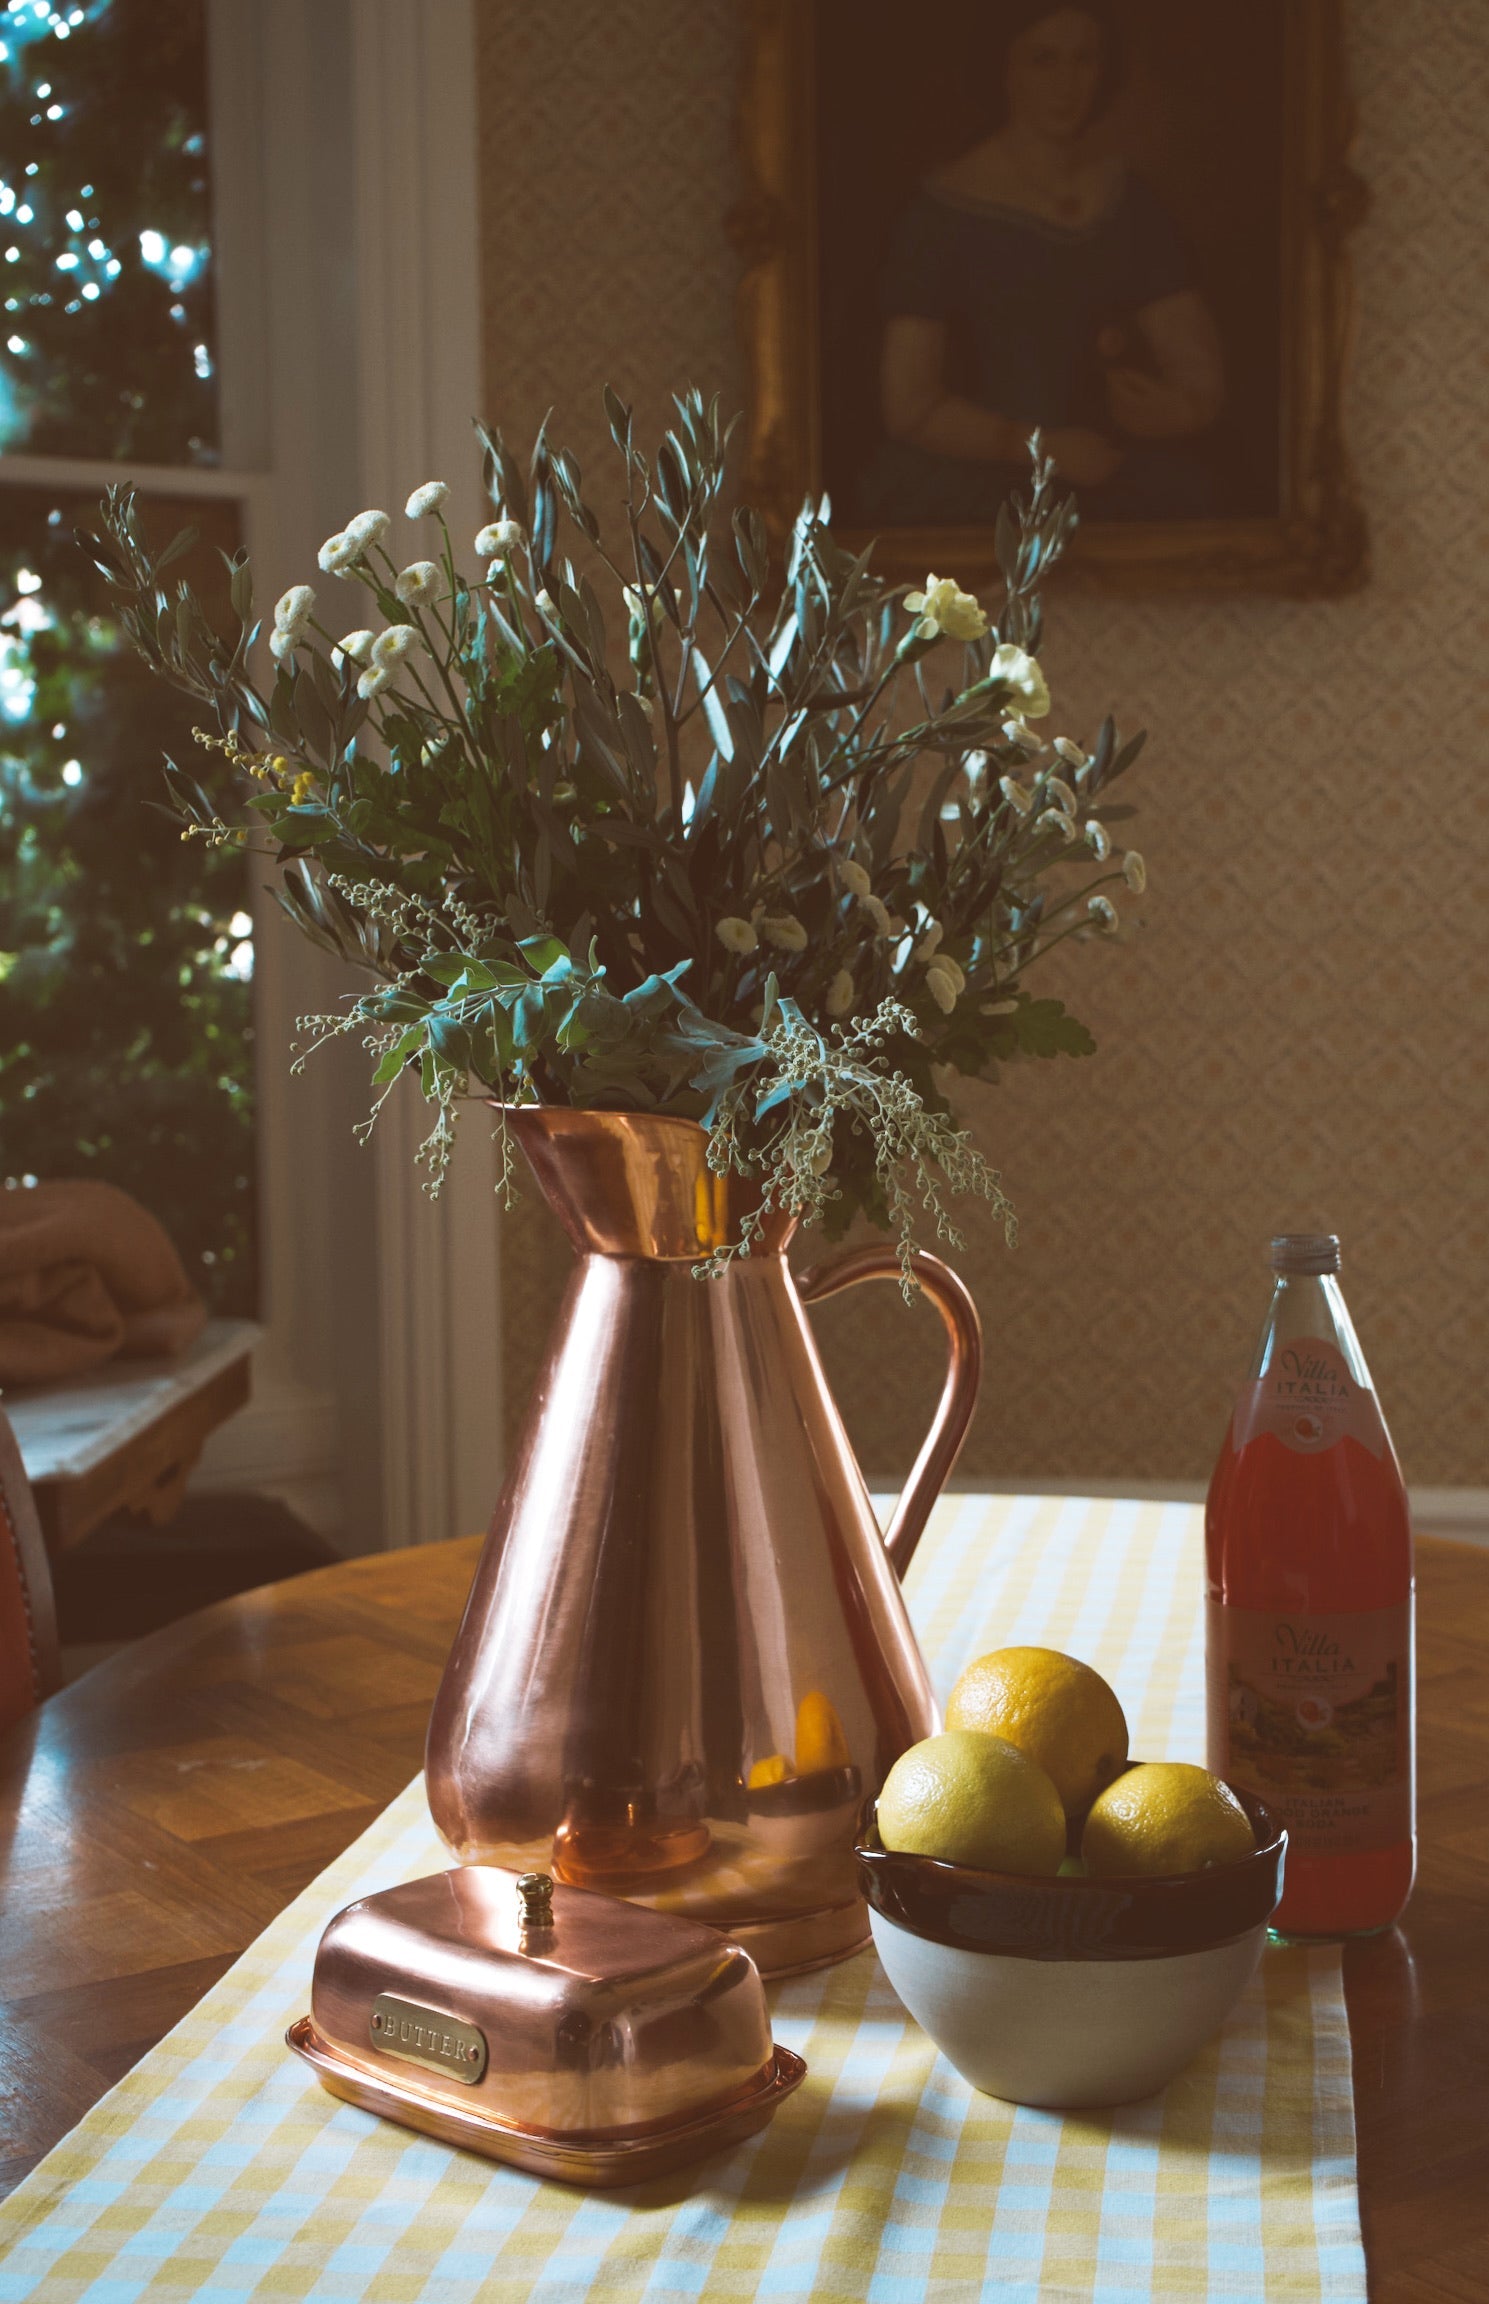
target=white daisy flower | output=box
[825,968,855,1017]
[715,916,758,955]
[345,509,391,549]
[357,665,392,701]
[1086,820,1112,861]
[394,560,440,606]
[317,530,359,576]
[370,624,417,667]
[404,481,450,519]
[1123,850,1148,893]
[268,628,299,664]
[1088,894,1119,931]
[759,913,808,952]
[1053,736,1087,767]
[837,858,872,900]
[273,583,315,633]
[475,518,522,557]
[333,629,376,667]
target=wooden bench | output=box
[3,1318,259,1554]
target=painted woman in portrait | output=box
[862,0,1226,524]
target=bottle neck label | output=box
[1207,1599,1413,1856]
[1232,1335,1386,1459]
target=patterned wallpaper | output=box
[475,0,1489,1491]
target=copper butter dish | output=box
[288,1866,806,2186]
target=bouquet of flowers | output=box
[86,391,1147,1274]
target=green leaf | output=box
[1010,998,1096,1059]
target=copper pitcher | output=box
[425,1107,982,1977]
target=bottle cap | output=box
[1270,1233,1341,1275]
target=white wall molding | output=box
[352,0,504,1548]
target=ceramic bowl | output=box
[854,1782,1285,2109]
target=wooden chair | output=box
[0,1403,60,1734]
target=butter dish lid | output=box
[304,1864,787,2145]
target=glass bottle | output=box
[1205,1234,1414,1937]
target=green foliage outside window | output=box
[0,489,255,1313]
[0,0,218,461]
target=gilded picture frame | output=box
[734,0,1368,595]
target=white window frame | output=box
[0,0,503,1552]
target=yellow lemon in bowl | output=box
[946,1646,1128,1820]
[1081,1762,1257,1877]
[876,1730,1066,1875]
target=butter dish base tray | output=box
[287,2017,806,2187]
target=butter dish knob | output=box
[516,1871,555,1929]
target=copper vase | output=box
[424,1107,982,1976]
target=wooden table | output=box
[4,1318,258,1553]
[0,1532,1483,2300]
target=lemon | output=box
[876,1730,1066,1875]
[946,1646,1128,1820]
[1081,1763,1257,1877]
[747,1754,791,1790]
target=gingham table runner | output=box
[0,1496,1367,2303]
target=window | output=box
[0,0,255,1313]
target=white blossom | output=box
[915,919,944,961]
[862,892,894,937]
[268,628,300,664]
[981,998,1019,1016]
[404,481,450,519]
[925,965,958,1015]
[1053,736,1086,767]
[999,775,1033,816]
[1086,819,1112,861]
[1046,774,1078,814]
[1122,850,1148,893]
[1088,893,1119,931]
[357,665,392,700]
[825,968,855,1017]
[485,559,509,585]
[317,530,359,576]
[623,584,666,628]
[1002,716,1044,753]
[759,913,808,952]
[475,518,522,557]
[370,624,417,667]
[274,583,315,633]
[837,857,872,900]
[345,508,391,549]
[989,642,1051,720]
[715,916,758,955]
[1035,807,1077,842]
[394,559,440,606]
[926,952,965,998]
[534,588,557,619]
[333,628,376,667]
[904,573,987,642]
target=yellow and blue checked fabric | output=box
[0,1496,1367,2302]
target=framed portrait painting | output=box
[735,0,1368,593]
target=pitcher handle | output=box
[795,1247,982,1580]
